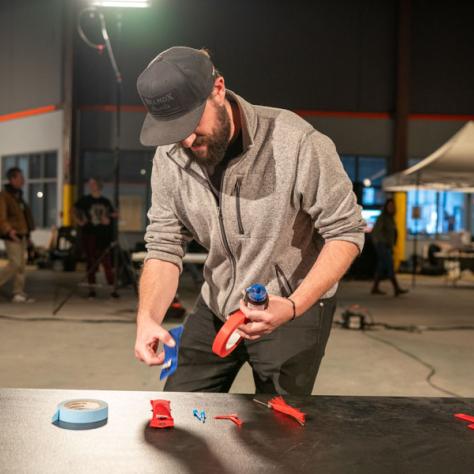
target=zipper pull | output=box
[234,178,242,196]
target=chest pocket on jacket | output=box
[234,179,245,235]
[228,176,280,240]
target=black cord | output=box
[362,329,462,398]
[0,314,135,324]
[338,305,474,332]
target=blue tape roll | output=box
[52,399,108,425]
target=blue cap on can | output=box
[245,284,268,304]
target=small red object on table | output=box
[150,399,174,428]
[454,413,474,430]
[214,414,243,427]
[253,396,306,426]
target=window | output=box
[340,155,387,207]
[1,152,58,228]
[81,150,154,232]
[341,156,356,182]
[407,190,465,235]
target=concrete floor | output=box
[0,265,473,397]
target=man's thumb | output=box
[160,329,176,347]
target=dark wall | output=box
[2,0,473,117]
[75,0,397,112]
[0,0,63,115]
[75,0,474,116]
[411,0,474,114]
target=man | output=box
[134,47,365,394]
[0,167,35,303]
[74,178,117,299]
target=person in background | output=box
[0,167,35,303]
[371,198,408,296]
[73,178,118,299]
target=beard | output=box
[185,103,231,168]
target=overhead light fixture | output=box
[363,178,372,188]
[91,0,150,8]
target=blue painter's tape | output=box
[160,325,184,380]
[51,399,108,424]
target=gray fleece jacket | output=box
[144,91,365,321]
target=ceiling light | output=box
[91,0,150,8]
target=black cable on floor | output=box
[370,322,474,332]
[0,314,135,324]
[362,329,462,398]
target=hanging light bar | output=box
[91,1,150,8]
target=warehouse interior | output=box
[1,0,473,472]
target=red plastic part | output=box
[214,414,243,427]
[150,399,174,428]
[269,396,306,426]
[454,413,474,430]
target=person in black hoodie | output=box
[0,167,35,303]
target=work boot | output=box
[371,278,386,295]
[390,277,408,297]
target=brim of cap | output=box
[139,102,206,147]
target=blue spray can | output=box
[243,283,269,310]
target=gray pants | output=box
[0,238,27,295]
[164,295,336,395]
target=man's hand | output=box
[134,316,176,366]
[237,295,294,340]
[8,229,20,242]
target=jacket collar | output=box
[165,89,257,176]
[5,184,23,199]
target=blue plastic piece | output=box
[160,325,184,380]
[193,409,206,423]
[245,283,268,304]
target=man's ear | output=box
[211,76,226,104]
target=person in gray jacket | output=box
[134,46,365,394]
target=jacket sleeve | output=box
[295,131,366,253]
[144,150,193,272]
[0,193,12,235]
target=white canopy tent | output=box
[383,121,474,193]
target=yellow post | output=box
[393,192,407,271]
[62,184,75,226]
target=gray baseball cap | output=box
[137,46,215,146]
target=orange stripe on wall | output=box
[294,110,391,119]
[0,105,57,122]
[295,110,474,121]
[409,113,474,121]
[79,104,146,113]
[1,104,462,123]
[81,105,472,122]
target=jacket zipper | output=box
[234,179,245,235]
[166,148,237,318]
[212,173,237,319]
[275,264,293,297]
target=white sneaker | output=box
[12,294,35,303]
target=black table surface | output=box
[1,388,473,473]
